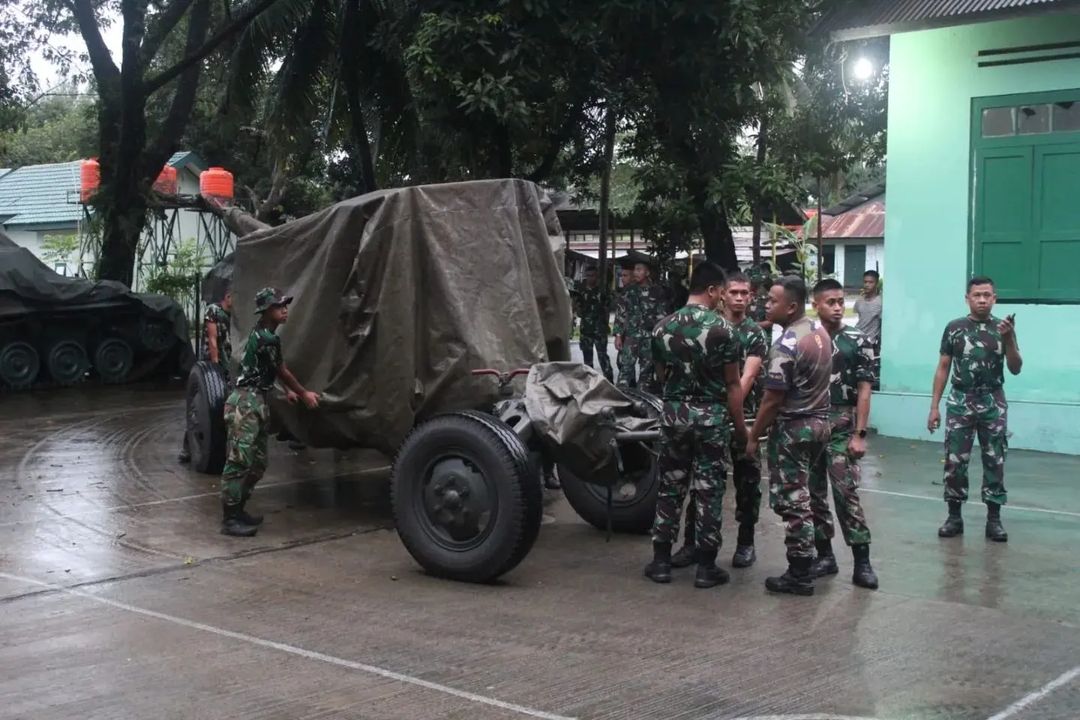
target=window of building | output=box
[971,90,1080,302]
[821,245,836,275]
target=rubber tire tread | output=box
[187,361,229,475]
[558,386,662,535]
[391,413,541,583]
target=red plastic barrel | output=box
[153,165,178,195]
[80,159,100,203]
[200,167,234,200]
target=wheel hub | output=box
[423,458,493,545]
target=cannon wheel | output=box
[94,338,134,384]
[186,361,229,475]
[558,388,662,535]
[391,411,542,583]
[47,339,88,386]
[0,341,40,390]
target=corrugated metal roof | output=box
[167,151,206,172]
[820,198,886,239]
[0,161,82,228]
[817,0,1080,39]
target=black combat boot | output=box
[851,543,879,589]
[221,504,259,537]
[694,549,730,589]
[765,557,815,596]
[812,537,839,578]
[177,446,191,464]
[938,501,964,537]
[731,522,756,568]
[237,507,264,525]
[985,503,1008,542]
[670,544,696,568]
[643,542,673,584]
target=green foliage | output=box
[41,233,80,268]
[144,241,204,307]
[0,91,98,167]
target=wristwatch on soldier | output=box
[857,428,868,439]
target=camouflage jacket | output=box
[615,283,668,338]
[200,303,232,367]
[729,315,769,417]
[574,284,610,338]
[827,325,877,406]
[651,303,738,427]
[747,291,769,323]
[940,315,1006,392]
[235,326,283,391]
[765,316,831,421]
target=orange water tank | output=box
[153,165,178,195]
[200,166,234,200]
[80,158,100,203]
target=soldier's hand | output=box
[614,335,623,351]
[998,315,1015,339]
[848,434,867,459]
[285,390,299,404]
[927,407,941,433]
[301,391,320,409]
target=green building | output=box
[824,1,1080,454]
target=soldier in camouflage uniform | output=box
[612,266,637,387]
[614,260,667,394]
[808,279,878,589]
[219,287,321,537]
[574,265,613,382]
[671,271,768,570]
[643,261,748,589]
[746,263,774,340]
[929,276,1022,543]
[179,289,234,464]
[747,276,832,596]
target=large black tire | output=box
[0,341,40,390]
[46,340,88,386]
[391,412,542,583]
[558,387,662,534]
[186,361,229,475]
[94,338,134,384]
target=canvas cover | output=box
[0,230,190,348]
[229,179,572,454]
[523,362,659,484]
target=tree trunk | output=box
[686,169,738,272]
[339,0,377,194]
[597,107,617,292]
[751,114,768,264]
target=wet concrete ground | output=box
[1,383,1078,720]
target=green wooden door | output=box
[973,146,1033,298]
[1033,144,1080,300]
[843,244,866,289]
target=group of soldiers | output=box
[178,286,320,537]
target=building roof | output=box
[820,184,886,240]
[167,151,207,173]
[817,0,1080,40]
[0,161,82,228]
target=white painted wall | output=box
[826,238,886,282]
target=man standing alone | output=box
[929,276,1021,543]
[854,271,882,348]
[574,265,613,382]
[747,276,832,596]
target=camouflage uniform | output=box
[575,283,613,382]
[221,325,283,508]
[940,316,1009,506]
[182,303,232,459]
[613,284,637,387]
[808,326,875,547]
[650,304,739,553]
[615,283,667,393]
[747,292,769,325]
[681,316,768,544]
[766,317,832,561]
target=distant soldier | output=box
[808,278,878,590]
[220,287,320,537]
[613,266,637,387]
[614,260,667,394]
[929,276,1022,543]
[746,264,774,340]
[644,261,747,589]
[747,276,832,596]
[671,271,767,569]
[179,289,234,464]
[574,265,613,382]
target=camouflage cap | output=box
[253,287,293,315]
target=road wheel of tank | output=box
[391,412,542,583]
[186,361,229,475]
[94,338,134,384]
[139,316,174,353]
[0,341,40,390]
[47,340,88,386]
[558,387,662,534]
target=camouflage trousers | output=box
[221,387,270,508]
[808,407,871,546]
[943,388,1008,506]
[579,332,613,382]
[652,422,730,552]
[768,416,830,560]
[617,334,657,393]
[680,437,761,545]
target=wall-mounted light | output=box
[852,57,875,82]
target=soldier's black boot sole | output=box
[670,546,695,568]
[851,544,878,589]
[985,518,1008,542]
[221,518,259,537]
[938,516,964,537]
[732,544,756,568]
[694,564,730,589]
[765,558,815,596]
[812,553,839,578]
[237,510,264,525]
[177,451,191,464]
[644,561,672,583]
